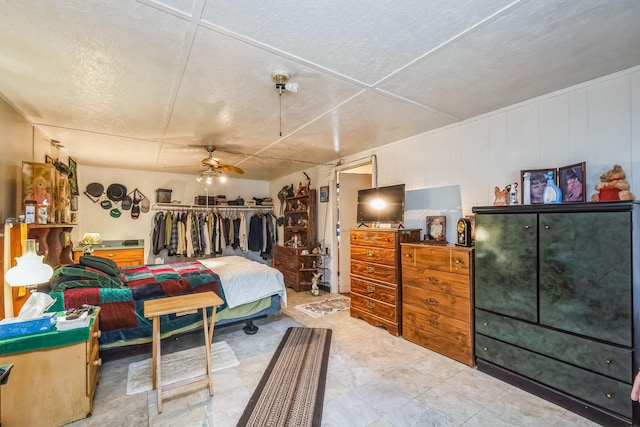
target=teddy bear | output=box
[26,176,52,206]
[591,164,635,201]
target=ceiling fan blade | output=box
[201,157,221,166]
[217,164,244,174]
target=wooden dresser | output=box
[273,245,305,291]
[401,243,474,366]
[0,309,102,427]
[349,228,420,336]
[73,240,145,267]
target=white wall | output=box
[76,165,269,263]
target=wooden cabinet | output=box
[0,310,102,427]
[401,243,474,366]
[28,224,74,267]
[74,246,144,267]
[349,228,420,336]
[473,202,640,427]
[273,189,318,292]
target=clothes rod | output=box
[153,203,274,211]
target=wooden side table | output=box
[143,292,224,413]
[0,364,13,427]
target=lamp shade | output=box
[80,232,103,245]
[5,239,53,287]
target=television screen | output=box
[357,184,405,224]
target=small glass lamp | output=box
[80,232,103,245]
[5,239,54,290]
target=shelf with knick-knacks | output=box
[299,252,329,291]
[283,189,316,249]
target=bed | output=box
[47,255,286,350]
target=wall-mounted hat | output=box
[107,183,127,202]
[140,197,150,213]
[100,200,112,209]
[85,183,104,198]
[121,195,132,210]
[110,208,122,218]
[131,203,140,219]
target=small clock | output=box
[456,218,473,247]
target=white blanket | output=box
[199,256,287,309]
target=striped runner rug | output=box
[236,327,332,427]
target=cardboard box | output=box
[0,312,57,339]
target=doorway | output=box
[335,164,372,293]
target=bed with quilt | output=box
[48,255,286,350]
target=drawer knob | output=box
[366,266,375,274]
[454,259,461,264]
[605,393,612,399]
[606,359,612,365]
[426,298,439,306]
[524,225,530,230]
[106,253,115,257]
[483,322,488,327]
[545,225,550,230]
[427,276,439,284]
[93,358,103,367]
[366,301,376,309]
[366,251,374,257]
[483,347,488,351]
[93,330,102,338]
[428,319,439,328]
[405,253,413,258]
[366,285,376,293]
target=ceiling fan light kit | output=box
[196,145,243,183]
[271,70,298,136]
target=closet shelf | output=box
[153,203,274,212]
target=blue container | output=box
[0,312,57,339]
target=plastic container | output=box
[24,200,36,224]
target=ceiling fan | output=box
[197,145,243,182]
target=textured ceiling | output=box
[0,0,639,180]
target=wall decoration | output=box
[319,186,329,203]
[425,215,446,243]
[45,155,54,164]
[68,157,79,195]
[558,162,586,202]
[520,168,556,204]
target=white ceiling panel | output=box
[0,0,638,181]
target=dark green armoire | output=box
[473,201,640,427]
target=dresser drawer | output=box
[403,304,470,346]
[93,248,144,267]
[403,285,469,323]
[476,334,631,417]
[350,293,396,323]
[412,246,470,275]
[476,309,631,382]
[351,259,397,284]
[351,277,396,305]
[350,230,396,249]
[404,324,472,366]
[402,265,470,299]
[350,245,396,266]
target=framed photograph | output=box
[425,215,447,243]
[521,168,556,204]
[319,186,329,203]
[559,162,586,203]
[45,154,54,164]
[68,157,79,195]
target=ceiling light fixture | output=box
[272,70,298,137]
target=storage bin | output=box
[194,196,216,206]
[156,188,172,203]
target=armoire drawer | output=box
[350,245,396,266]
[476,334,631,418]
[402,265,470,298]
[403,304,470,346]
[476,309,631,382]
[404,324,472,366]
[403,285,469,323]
[351,259,397,284]
[351,277,396,305]
[350,293,396,323]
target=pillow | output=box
[79,255,120,278]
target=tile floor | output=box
[66,289,602,427]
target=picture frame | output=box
[45,155,54,164]
[68,157,79,196]
[558,162,586,203]
[425,215,447,243]
[521,168,556,204]
[319,186,329,203]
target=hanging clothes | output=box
[152,212,166,255]
[248,213,264,252]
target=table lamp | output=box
[4,239,55,319]
[80,232,102,254]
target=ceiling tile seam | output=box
[235,90,369,166]
[193,20,375,90]
[372,88,460,122]
[155,0,209,169]
[369,0,530,89]
[136,0,195,20]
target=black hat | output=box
[85,183,104,198]
[100,200,112,209]
[107,184,127,202]
[131,203,140,219]
[121,195,132,210]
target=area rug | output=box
[237,327,332,427]
[126,340,239,395]
[294,296,350,318]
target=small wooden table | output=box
[0,364,14,427]
[143,292,224,413]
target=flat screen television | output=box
[357,184,405,224]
